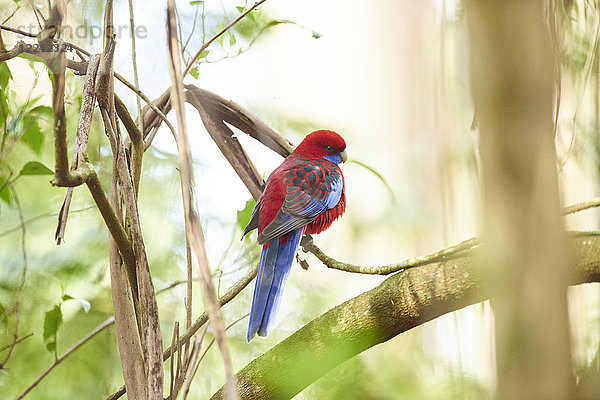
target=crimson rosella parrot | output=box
[243,130,348,342]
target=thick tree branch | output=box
[106,262,259,400]
[184,85,294,157]
[185,88,264,200]
[210,233,600,400]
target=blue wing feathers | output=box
[247,228,303,342]
[247,159,345,341]
[257,163,343,245]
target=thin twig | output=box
[0,207,95,239]
[114,71,177,139]
[169,322,178,399]
[0,186,28,369]
[0,333,33,353]
[301,235,480,275]
[125,0,145,198]
[127,0,143,134]
[182,0,267,77]
[181,3,200,61]
[208,313,249,359]
[0,23,36,37]
[185,237,193,355]
[166,2,238,398]
[15,317,115,400]
[187,313,249,392]
[563,196,600,215]
[1,4,24,25]
[180,337,201,400]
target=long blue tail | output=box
[247,228,303,342]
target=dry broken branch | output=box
[165,3,238,399]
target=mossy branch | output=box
[210,233,600,400]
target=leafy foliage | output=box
[0,175,11,205]
[19,161,54,176]
[19,115,44,155]
[237,197,256,232]
[43,305,63,353]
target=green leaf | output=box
[0,89,8,127]
[63,294,91,313]
[17,52,45,63]
[43,305,63,352]
[190,66,199,79]
[237,197,256,232]
[0,175,12,205]
[29,105,53,120]
[19,161,54,176]
[20,115,44,154]
[0,302,7,329]
[236,6,244,13]
[264,19,283,29]
[46,341,56,353]
[189,0,204,4]
[0,62,13,90]
[198,49,210,59]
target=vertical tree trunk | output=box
[465,1,574,398]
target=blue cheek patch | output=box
[323,153,342,164]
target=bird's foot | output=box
[300,234,314,253]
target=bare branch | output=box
[0,333,32,354]
[127,0,143,134]
[183,0,267,77]
[0,186,28,369]
[114,72,178,140]
[107,262,258,400]
[114,94,144,195]
[141,0,269,137]
[165,2,238,398]
[301,235,479,275]
[188,93,264,200]
[563,197,600,215]
[100,34,164,400]
[15,317,114,400]
[0,24,36,37]
[85,168,137,277]
[55,54,100,244]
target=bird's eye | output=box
[325,145,333,152]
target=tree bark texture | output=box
[210,233,600,400]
